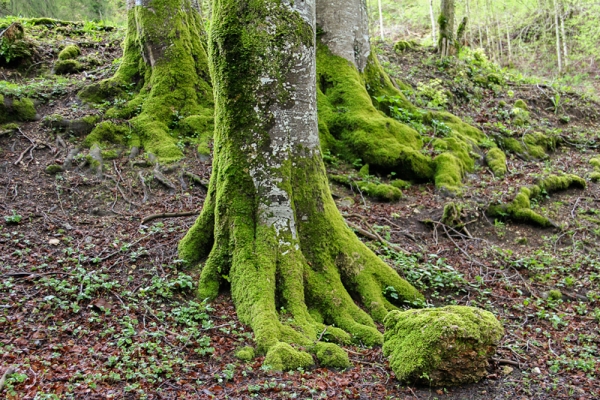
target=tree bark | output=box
[79,0,213,162]
[178,0,422,369]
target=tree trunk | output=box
[178,0,422,370]
[79,0,213,162]
[429,0,437,46]
[439,0,456,56]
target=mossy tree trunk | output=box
[79,0,213,162]
[178,0,422,369]
[439,0,456,56]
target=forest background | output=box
[2,0,599,97]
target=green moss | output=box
[434,153,464,194]
[264,343,313,371]
[235,346,255,362]
[58,45,81,60]
[394,40,417,53]
[486,148,507,177]
[101,149,119,160]
[390,179,411,189]
[312,342,351,369]
[12,98,36,121]
[548,289,562,301]
[358,164,369,178]
[591,172,600,182]
[590,157,600,169]
[83,121,128,148]
[514,99,528,110]
[45,164,63,174]
[383,306,504,386]
[1,123,19,130]
[502,132,557,160]
[358,182,402,201]
[55,59,82,75]
[488,174,586,226]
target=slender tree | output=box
[178,0,422,369]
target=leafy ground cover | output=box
[0,19,599,399]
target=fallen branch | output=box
[492,357,521,367]
[183,170,209,188]
[138,171,150,203]
[141,211,199,225]
[153,166,178,192]
[346,220,409,255]
[0,365,16,392]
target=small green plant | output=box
[4,210,22,224]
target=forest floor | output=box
[1,20,599,400]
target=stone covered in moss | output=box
[0,95,37,123]
[329,175,402,202]
[501,131,558,160]
[235,346,255,362]
[264,343,313,371]
[83,121,129,148]
[45,164,63,174]
[488,174,586,227]
[58,45,81,60]
[486,148,507,177]
[312,342,351,369]
[390,179,411,189]
[514,99,528,111]
[383,306,504,386]
[55,59,82,75]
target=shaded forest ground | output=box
[1,20,599,399]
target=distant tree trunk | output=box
[553,0,562,73]
[79,0,213,162]
[438,0,456,56]
[178,0,422,370]
[377,0,385,40]
[429,0,437,45]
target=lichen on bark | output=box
[178,0,422,370]
[79,0,213,162]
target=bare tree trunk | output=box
[378,0,385,40]
[553,0,562,73]
[559,1,568,66]
[429,0,437,45]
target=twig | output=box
[14,144,35,165]
[141,211,199,225]
[0,365,16,392]
[346,220,409,255]
[153,167,178,192]
[492,357,521,367]
[138,171,150,203]
[571,197,581,219]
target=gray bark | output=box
[316,0,370,71]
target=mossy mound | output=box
[0,22,34,65]
[83,121,129,148]
[55,59,83,75]
[263,343,313,371]
[58,44,81,60]
[486,148,507,177]
[383,306,504,386]
[488,174,586,227]
[312,342,351,369]
[394,40,418,53]
[590,157,600,181]
[0,95,37,123]
[235,346,255,362]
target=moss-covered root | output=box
[486,148,507,177]
[383,306,504,386]
[488,174,586,227]
[329,174,402,202]
[0,95,37,123]
[78,0,213,163]
[589,157,600,182]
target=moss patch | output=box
[329,175,402,202]
[235,346,255,362]
[488,174,586,227]
[58,45,81,60]
[264,343,313,371]
[83,121,128,148]
[383,306,504,386]
[312,342,351,369]
[55,59,82,75]
[486,148,507,177]
[0,95,36,123]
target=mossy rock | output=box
[390,179,411,189]
[590,172,600,183]
[58,45,81,60]
[45,164,63,175]
[394,40,417,53]
[590,157,600,170]
[42,114,99,136]
[263,343,313,371]
[501,132,558,160]
[0,95,37,123]
[84,121,129,148]
[383,306,504,386]
[514,99,528,111]
[55,59,83,75]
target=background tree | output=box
[438,0,456,56]
[178,0,422,370]
[79,0,213,161]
